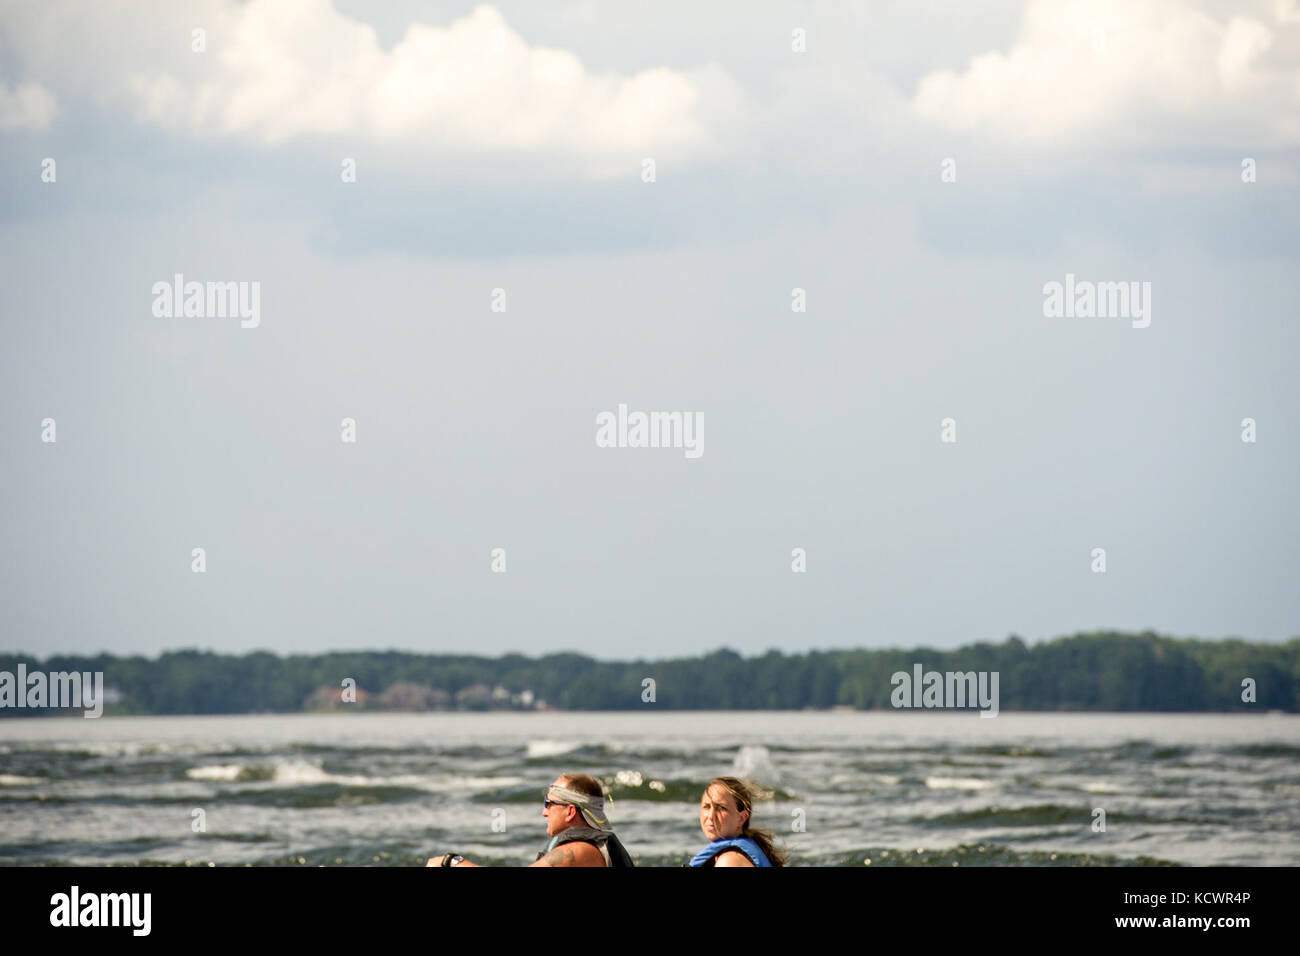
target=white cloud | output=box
[0,80,57,130]
[911,0,1300,146]
[124,0,746,178]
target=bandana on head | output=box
[546,784,611,830]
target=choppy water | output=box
[1,712,1296,866]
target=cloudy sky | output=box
[2,0,1297,660]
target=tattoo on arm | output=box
[541,846,578,867]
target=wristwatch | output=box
[441,853,464,867]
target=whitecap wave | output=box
[186,760,371,786]
[270,760,339,785]
[0,774,44,786]
[186,764,245,781]
[731,745,779,783]
[526,739,580,759]
[1081,781,1124,794]
[398,774,526,793]
[46,740,248,758]
[925,776,993,790]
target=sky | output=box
[1,0,1297,660]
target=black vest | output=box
[537,827,635,867]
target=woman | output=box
[689,776,786,867]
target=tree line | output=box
[1,630,1297,716]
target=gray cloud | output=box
[1,1,1296,660]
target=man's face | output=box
[542,776,578,836]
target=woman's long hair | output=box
[705,776,787,867]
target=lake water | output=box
[1,711,1296,866]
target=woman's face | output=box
[700,784,748,840]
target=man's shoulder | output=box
[538,838,606,867]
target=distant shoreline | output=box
[3,630,1297,715]
[1,708,1296,720]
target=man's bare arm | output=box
[527,842,604,867]
[529,845,579,867]
[427,841,603,867]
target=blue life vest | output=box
[689,837,772,867]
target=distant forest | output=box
[2,631,1298,715]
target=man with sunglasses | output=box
[427,773,635,867]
